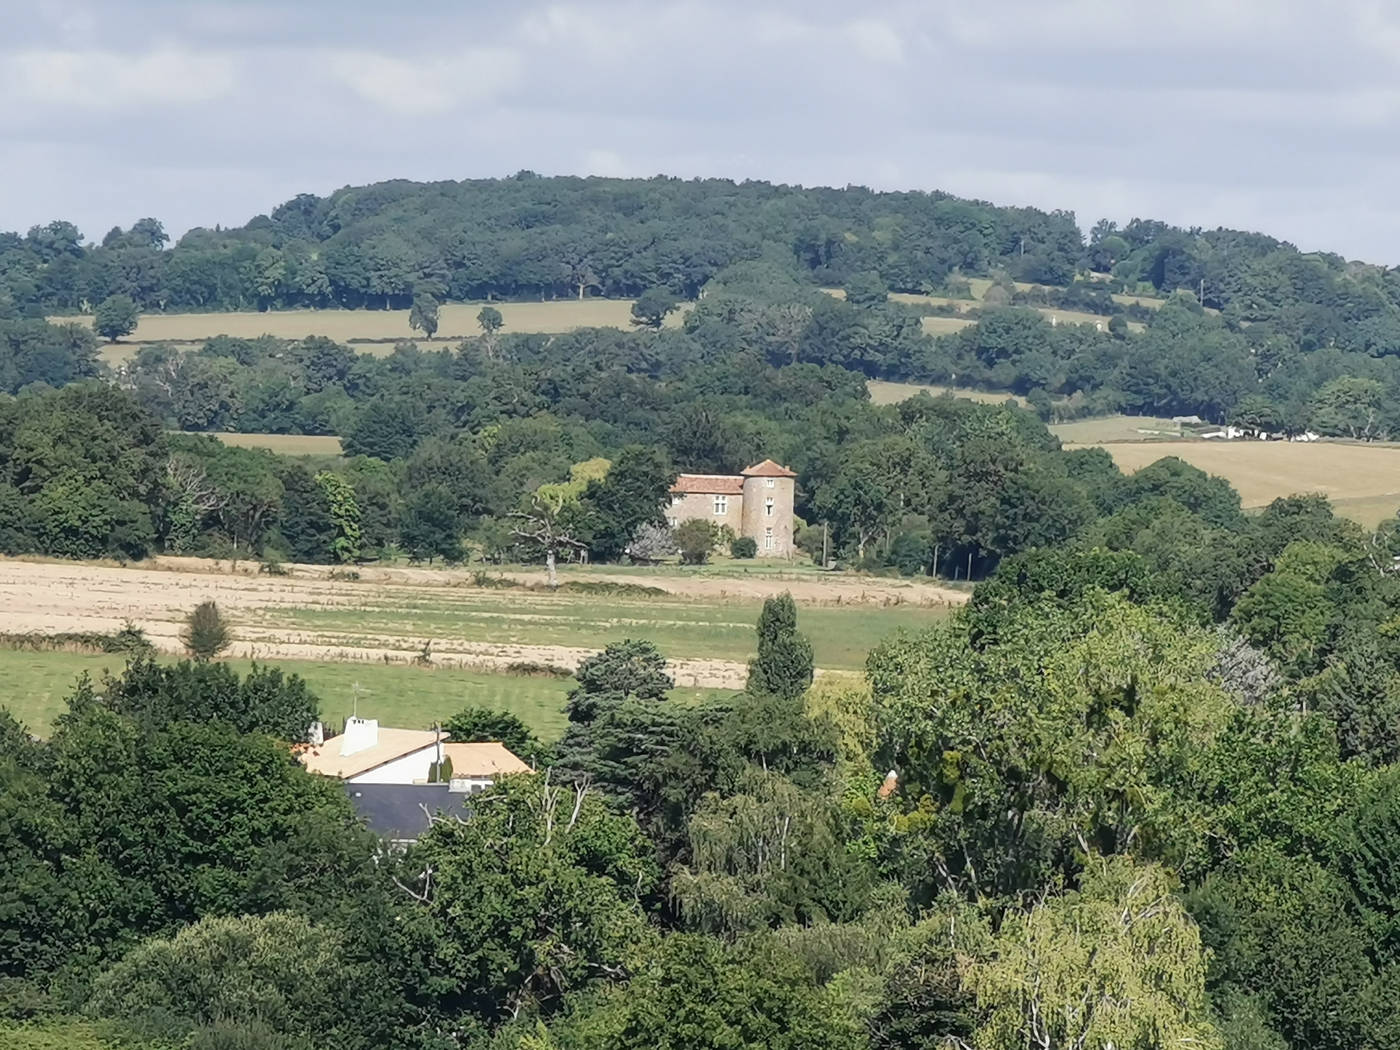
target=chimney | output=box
[340,716,379,756]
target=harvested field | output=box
[920,316,976,336]
[1074,440,1400,521]
[180,432,345,455]
[867,380,1022,406]
[61,298,687,349]
[0,558,961,691]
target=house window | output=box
[766,478,775,488]
[764,527,775,550]
[713,495,728,515]
[764,497,774,517]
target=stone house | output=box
[666,459,796,557]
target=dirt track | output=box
[0,557,965,689]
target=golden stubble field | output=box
[63,298,690,363]
[0,557,964,690]
[1077,440,1400,527]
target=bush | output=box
[731,536,758,559]
[627,521,676,563]
[504,661,574,678]
[888,531,932,576]
[675,518,719,565]
[182,601,231,661]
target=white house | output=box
[299,717,533,792]
[299,717,446,784]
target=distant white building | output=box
[298,717,533,793]
[300,717,446,784]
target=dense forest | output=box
[10,476,1400,1049]
[6,175,1400,432]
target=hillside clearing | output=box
[175,432,345,455]
[1049,415,1192,444]
[1074,440,1400,524]
[65,298,687,356]
[867,380,1023,406]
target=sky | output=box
[4,0,1400,261]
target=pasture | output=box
[72,298,687,362]
[0,647,723,739]
[1075,440,1400,526]
[1049,414,1191,444]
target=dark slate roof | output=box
[345,784,470,842]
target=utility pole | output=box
[1199,277,1205,306]
[822,522,829,569]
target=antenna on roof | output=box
[350,680,365,720]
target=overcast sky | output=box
[4,0,1400,261]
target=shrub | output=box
[888,531,932,576]
[731,536,758,559]
[182,601,231,661]
[675,518,719,565]
[258,555,288,576]
[627,521,675,563]
[504,661,574,678]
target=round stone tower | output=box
[740,459,796,557]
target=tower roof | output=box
[741,459,797,478]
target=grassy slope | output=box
[0,648,724,738]
[87,298,687,363]
[867,380,1021,406]
[1071,439,1400,523]
[173,432,345,455]
[265,591,946,670]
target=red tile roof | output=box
[670,474,744,495]
[742,459,797,478]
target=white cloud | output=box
[582,148,630,176]
[2,47,237,109]
[846,18,903,64]
[324,49,522,115]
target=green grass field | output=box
[265,589,946,671]
[1049,415,1189,444]
[0,648,724,738]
